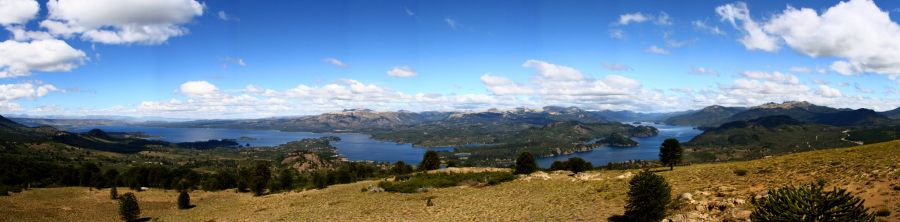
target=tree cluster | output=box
[548,157,593,173]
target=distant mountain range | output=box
[665,101,898,128]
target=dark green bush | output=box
[514,152,538,175]
[751,182,875,222]
[875,209,891,217]
[624,170,671,222]
[734,169,748,176]
[378,172,515,193]
[118,192,140,222]
[177,190,191,209]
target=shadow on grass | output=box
[607,215,627,222]
[130,217,152,222]
[180,205,196,210]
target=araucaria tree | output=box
[250,163,272,196]
[514,152,538,174]
[177,190,191,209]
[659,138,683,170]
[751,181,875,222]
[118,192,141,222]
[419,151,441,171]
[624,170,671,222]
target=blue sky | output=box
[1,0,899,118]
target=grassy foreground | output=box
[2,140,899,221]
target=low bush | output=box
[875,209,891,217]
[751,182,875,222]
[378,171,515,193]
[733,169,748,176]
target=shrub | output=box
[177,190,191,209]
[419,151,441,171]
[875,209,891,217]
[118,192,141,222]
[624,170,671,222]
[549,161,567,171]
[566,157,593,173]
[250,163,271,196]
[392,161,414,175]
[751,182,875,222]
[733,169,748,176]
[514,152,538,175]
[110,186,118,199]
[378,172,515,193]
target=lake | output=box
[535,123,702,168]
[71,123,702,166]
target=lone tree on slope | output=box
[118,192,140,222]
[659,138,683,171]
[177,190,191,209]
[624,170,671,222]
[514,152,539,175]
[419,151,441,171]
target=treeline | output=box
[0,155,420,196]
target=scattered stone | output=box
[366,184,384,193]
[615,172,634,179]
[679,192,694,203]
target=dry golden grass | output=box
[2,140,898,221]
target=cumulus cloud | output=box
[816,85,842,98]
[0,39,87,78]
[480,74,533,95]
[0,82,61,111]
[40,0,205,45]
[719,0,900,80]
[387,65,416,77]
[646,45,670,55]
[323,58,347,68]
[0,0,39,25]
[179,81,219,97]
[716,2,779,52]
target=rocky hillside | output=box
[4,139,898,221]
[664,105,747,127]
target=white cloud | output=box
[740,71,800,84]
[222,57,246,68]
[217,10,229,21]
[0,39,87,78]
[480,74,533,95]
[404,7,414,16]
[41,0,204,45]
[721,0,900,80]
[789,66,812,73]
[444,17,459,30]
[602,63,632,71]
[323,57,347,68]
[816,85,842,98]
[0,82,61,111]
[618,12,650,25]
[692,20,725,35]
[387,65,416,77]
[656,12,672,25]
[692,67,720,76]
[646,45,670,55]
[716,2,779,52]
[0,0,39,25]
[179,81,219,97]
[608,29,625,39]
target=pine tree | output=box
[659,138,683,170]
[419,151,441,171]
[624,170,671,222]
[751,181,875,222]
[514,152,538,174]
[177,190,191,209]
[118,192,140,222]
